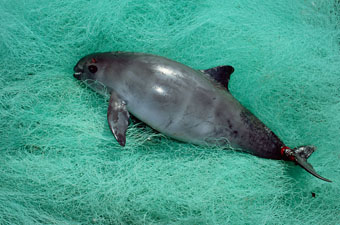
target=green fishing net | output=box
[1,0,339,224]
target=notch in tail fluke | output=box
[283,146,332,182]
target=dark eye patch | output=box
[88,65,98,73]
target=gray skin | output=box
[73,52,331,182]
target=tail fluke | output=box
[282,146,332,182]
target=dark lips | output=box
[73,72,82,80]
[73,65,83,80]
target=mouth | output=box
[73,65,83,80]
[73,72,82,80]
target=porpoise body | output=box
[73,52,330,182]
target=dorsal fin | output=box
[200,65,234,91]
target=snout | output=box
[73,65,83,80]
[73,72,82,80]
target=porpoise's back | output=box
[103,53,282,159]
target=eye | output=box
[88,65,98,73]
